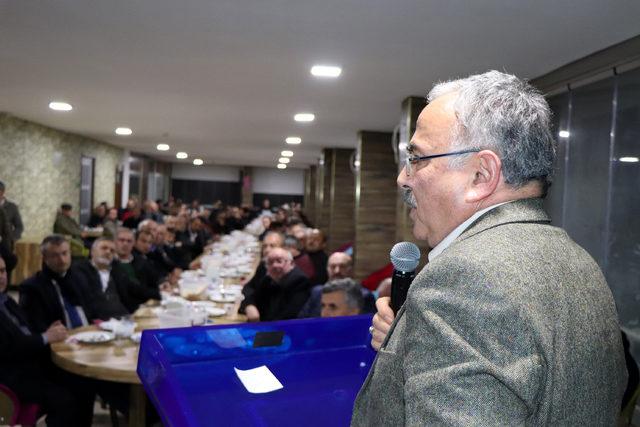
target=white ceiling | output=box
[1,0,639,169]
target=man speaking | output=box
[352,71,626,425]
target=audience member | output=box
[240,231,284,312]
[244,247,311,322]
[76,238,160,318]
[19,235,96,332]
[0,180,24,241]
[53,204,87,239]
[148,224,185,276]
[142,200,164,223]
[88,204,107,228]
[298,252,375,318]
[0,255,89,427]
[102,207,119,238]
[0,208,14,256]
[305,229,328,285]
[283,234,316,281]
[131,230,164,291]
[321,278,365,317]
[122,206,142,230]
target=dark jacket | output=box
[0,296,48,385]
[247,266,312,322]
[74,259,160,318]
[131,249,163,291]
[0,199,23,241]
[19,265,96,333]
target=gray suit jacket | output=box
[352,198,626,426]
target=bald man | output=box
[298,252,375,318]
[244,247,311,322]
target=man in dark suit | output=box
[0,255,87,427]
[19,235,96,332]
[354,71,626,425]
[244,247,311,322]
[75,237,160,319]
[0,181,23,242]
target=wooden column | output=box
[327,148,355,253]
[396,96,430,263]
[316,150,332,233]
[354,131,397,280]
[303,165,317,225]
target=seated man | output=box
[298,252,375,318]
[53,203,86,240]
[75,237,160,319]
[240,231,284,313]
[19,235,96,332]
[321,278,365,318]
[244,247,311,322]
[0,255,87,427]
[131,229,164,291]
[283,234,316,281]
[305,229,328,285]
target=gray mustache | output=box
[402,187,417,209]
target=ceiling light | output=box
[558,130,570,138]
[176,152,188,159]
[286,136,302,145]
[156,143,170,151]
[281,150,294,157]
[277,164,287,169]
[619,157,639,163]
[193,158,204,165]
[279,157,290,164]
[310,65,342,78]
[294,113,315,122]
[115,127,133,136]
[48,101,73,111]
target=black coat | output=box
[248,266,312,321]
[131,249,163,291]
[0,296,48,385]
[74,259,160,318]
[18,266,96,333]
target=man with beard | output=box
[244,247,311,322]
[353,71,626,425]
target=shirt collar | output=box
[428,201,509,262]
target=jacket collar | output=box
[456,197,550,244]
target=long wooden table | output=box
[51,313,247,426]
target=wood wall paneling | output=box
[354,131,397,280]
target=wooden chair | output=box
[0,384,41,427]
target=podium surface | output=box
[138,315,375,426]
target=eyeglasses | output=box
[404,149,481,176]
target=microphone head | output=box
[390,241,421,272]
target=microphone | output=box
[389,242,421,314]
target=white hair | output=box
[428,70,556,191]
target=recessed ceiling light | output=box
[277,164,287,169]
[619,156,639,163]
[156,143,170,151]
[558,130,570,138]
[193,158,204,165]
[115,127,133,136]
[279,157,290,164]
[310,65,342,78]
[286,136,302,145]
[294,113,315,122]
[176,152,188,159]
[48,101,73,111]
[281,150,294,157]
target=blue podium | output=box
[137,315,376,426]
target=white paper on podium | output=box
[234,365,284,394]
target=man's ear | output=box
[464,150,502,203]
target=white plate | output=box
[205,307,227,317]
[73,331,115,344]
[130,332,142,343]
[209,294,235,303]
[191,301,216,309]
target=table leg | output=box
[129,384,147,427]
